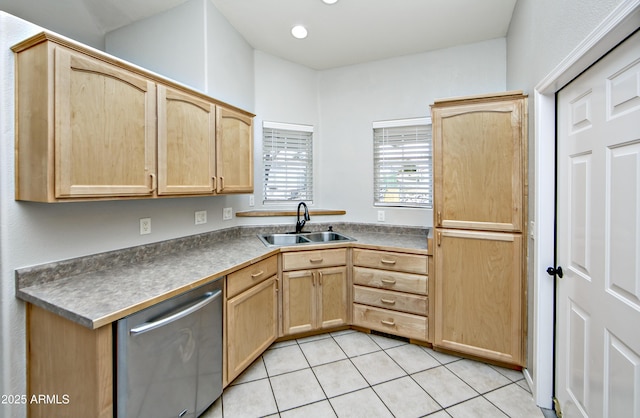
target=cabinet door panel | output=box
[282,270,316,335]
[432,98,525,232]
[318,267,348,329]
[216,106,253,193]
[158,85,216,195]
[434,229,523,366]
[227,277,277,382]
[55,48,156,197]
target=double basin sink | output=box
[258,231,356,247]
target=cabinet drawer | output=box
[352,249,427,275]
[227,255,278,298]
[283,248,347,271]
[353,285,427,315]
[353,303,427,341]
[353,267,427,295]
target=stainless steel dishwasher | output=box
[116,279,223,418]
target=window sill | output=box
[235,209,346,217]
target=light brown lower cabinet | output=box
[27,304,113,418]
[225,255,278,385]
[434,229,524,366]
[282,266,348,335]
[351,249,430,342]
[226,276,278,383]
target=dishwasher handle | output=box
[130,290,222,336]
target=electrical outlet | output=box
[140,218,151,235]
[249,195,255,207]
[377,210,385,222]
[223,207,233,221]
[195,210,207,225]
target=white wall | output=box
[0,5,254,415]
[505,0,625,403]
[318,39,507,226]
[0,0,105,48]
[105,0,208,93]
[246,51,323,227]
[105,0,255,113]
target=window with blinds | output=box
[373,118,432,208]
[263,122,313,202]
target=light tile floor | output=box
[202,329,549,418]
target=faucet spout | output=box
[296,202,310,233]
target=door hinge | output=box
[553,397,563,418]
[546,266,563,278]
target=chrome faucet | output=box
[295,202,310,233]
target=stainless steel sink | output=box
[258,231,355,247]
[259,233,312,246]
[304,231,354,243]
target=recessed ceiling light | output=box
[291,25,308,39]
[322,0,338,4]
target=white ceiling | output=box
[85,0,518,70]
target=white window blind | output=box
[373,117,432,208]
[263,122,313,202]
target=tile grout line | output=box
[219,332,540,418]
[329,332,397,417]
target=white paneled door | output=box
[556,30,640,418]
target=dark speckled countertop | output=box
[16,223,431,329]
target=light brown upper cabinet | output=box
[216,106,254,193]
[432,93,526,232]
[157,85,216,195]
[14,39,157,201]
[12,32,254,202]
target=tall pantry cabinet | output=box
[431,91,527,367]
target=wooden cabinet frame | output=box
[432,94,526,232]
[157,85,217,195]
[282,266,348,335]
[216,106,254,193]
[27,305,113,418]
[12,32,254,202]
[434,229,524,365]
[226,276,278,383]
[431,91,527,367]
